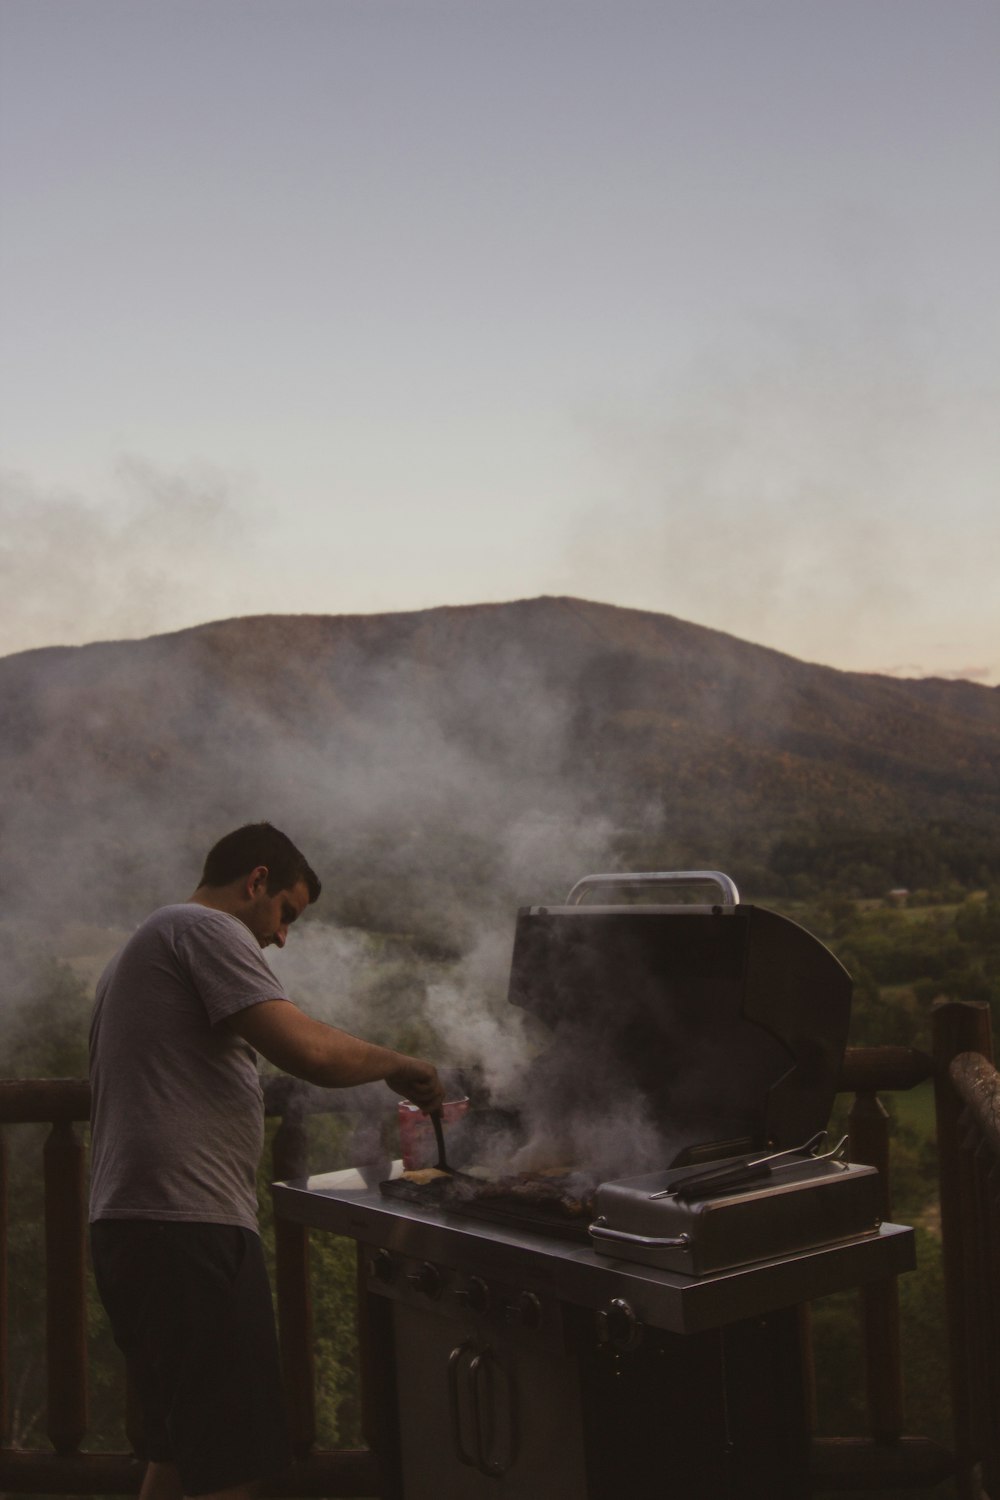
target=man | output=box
[89,823,443,1500]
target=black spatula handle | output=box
[430,1109,448,1171]
[673,1160,771,1200]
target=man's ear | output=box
[246,865,270,897]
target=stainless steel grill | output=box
[273,872,915,1499]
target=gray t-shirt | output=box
[89,903,290,1231]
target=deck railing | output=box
[0,997,996,1498]
[0,1077,379,1498]
[806,1043,948,1493]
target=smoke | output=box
[260,722,622,1150]
[0,460,266,656]
[510,1098,667,1183]
[267,922,381,1034]
[422,928,535,1097]
[0,590,642,1184]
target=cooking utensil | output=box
[398,1096,471,1171]
[427,1107,481,1182]
[650,1131,839,1201]
[431,1109,449,1171]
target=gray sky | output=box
[2,0,998,680]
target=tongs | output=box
[649,1131,848,1202]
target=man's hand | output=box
[385,1057,445,1113]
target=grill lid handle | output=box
[565,870,740,907]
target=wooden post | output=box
[932,999,994,1500]
[796,1303,817,1434]
[43,1119,88,1454]
[966,1139,993,1471]
[941,1053,1000,1499]
[980,1156,1000,1498]
[356,1242,380,1453]
[272,1108,316,1458]
[124,1371,144,1458]
[0,1127,8,1446]
[848,1091,902,1442]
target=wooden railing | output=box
[806,999,996,1497]
[0,998,997,1498]
[0,1077,379,1498]
[806,1043,948,1493]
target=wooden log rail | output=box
[0,1077,378,1498]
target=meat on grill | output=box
[399,1166,595,1219]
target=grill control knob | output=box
[505,1292,543,1330]
[407,1261,444,1300]
[370,1249,395,1285]
[598,1297,643,1351]
[454,1276,491,1314]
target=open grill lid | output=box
[506,872,852,1164]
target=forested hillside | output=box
[1,596,998,948]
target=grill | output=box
[273,872,915,1499]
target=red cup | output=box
[397,1096,470,1170]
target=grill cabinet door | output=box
[389,1300,589,1499]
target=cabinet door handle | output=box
[469,1348,517,1478]
[447,1341,479,1469]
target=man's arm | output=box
[224,1000,445,1110]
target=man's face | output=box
[245,877,311,949]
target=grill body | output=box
[272,878,913,1497]
[274,1170,914,1499]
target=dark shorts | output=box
[90,1220,290,1496]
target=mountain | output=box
[2,596,998,939]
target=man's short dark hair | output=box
[199,823,321,903]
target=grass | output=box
[891,1078,937,1137]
